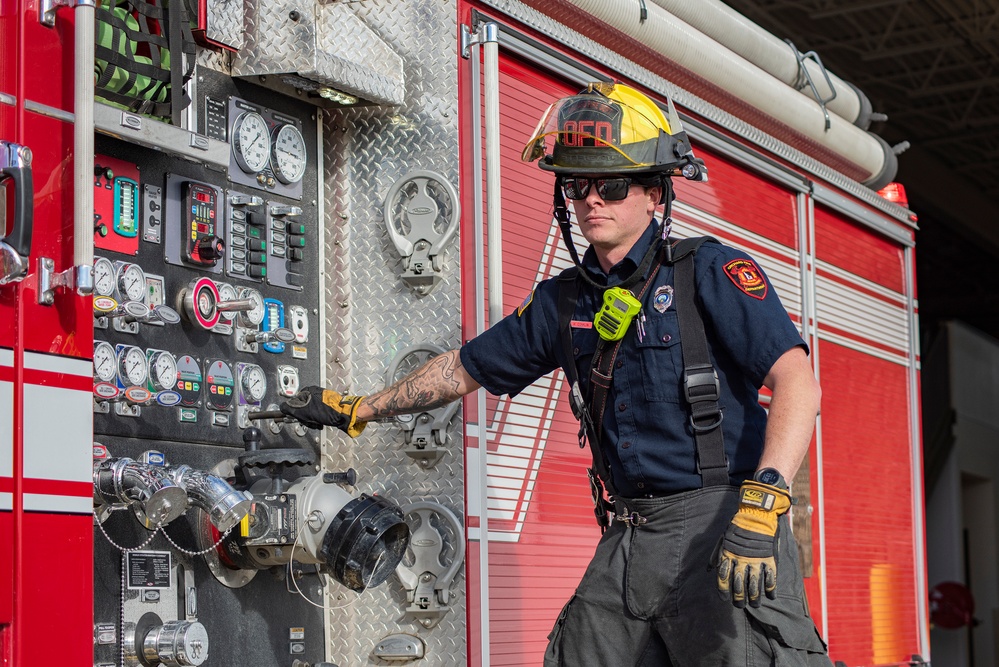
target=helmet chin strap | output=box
[552,177,675,290]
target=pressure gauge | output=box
[115,262,146,302]
[93,257,116,297]
[147,350,178,392]
[117,345,148,388]
[270,124,307,184]
[217,283,238,325]
[232,111,271,174]
[239,365,267,403]
[236,288,265,328]
[93,341,117,382]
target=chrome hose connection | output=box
[93,458,189,528]
[168,465,252,532]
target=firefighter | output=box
[280,83,832,665]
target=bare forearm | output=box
[758,347,821,480]
[357,349,481,421]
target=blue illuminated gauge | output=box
[93,257,115,297]
[93,341,117,382]
[117,345,148,387]
[270,124,307,184]
[233,111,271,174]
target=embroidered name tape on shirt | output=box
[570,320,593,329]
[723,258,767,300]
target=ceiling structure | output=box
[720,0,999,343]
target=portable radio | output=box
[593,287,642,341]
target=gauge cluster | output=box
[92,80,320,449]
[226,97,307,200]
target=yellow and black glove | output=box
[279,386,367,438]
[714,475,791,608]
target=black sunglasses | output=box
[561,176,657,201]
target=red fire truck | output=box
[1,0,927,665]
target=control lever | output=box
[247,410,285,421]
[118,302,182,325]
[241,327,295,346]
[216,298,256,314]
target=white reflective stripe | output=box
[24,350,92,377]
[0,492,11,511]
[815,272,909,356]
[23,493,92,514]
[0,380,10,478]
[23,384,93,483]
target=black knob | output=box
[322,468,357,486]
[243,427,262,452]
[195,236,225,262]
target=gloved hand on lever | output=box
[713,476,791,608]
[279,386,368,437]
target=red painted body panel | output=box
[819,343,919,664]
[18,513,93,664]
[815,204,905,293]
[1,2,94,666]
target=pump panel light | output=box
[318,87,358,106]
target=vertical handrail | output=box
[465,21,496,667]
[74,0,96,294]
[482,24,502,328]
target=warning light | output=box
[877,182,908,207]
[876,182,917,222]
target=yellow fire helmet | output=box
[522,82,706,181]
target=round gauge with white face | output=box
[93,257,116,297]
[232,111,271,174]
[117,345,148,388]
[270,124,307,184]
[116,263,146,302]
[147,350,178,392]
[93,341,117,382]
[217,283,237,325]
[236,288,265,328]
[240,365,267,403]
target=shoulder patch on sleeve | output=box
[517,289,535,316]
[723,258,768,300]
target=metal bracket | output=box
[461,22,498,60]
[385,344,459,468]
[37,257,78,305]
[394,502,466,629]
[39,0,88,28]
[785,39,838,132]
[382,171,460,296]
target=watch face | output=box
[755,468,784,488]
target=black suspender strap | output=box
[672,237,730,487]
[556,268,614,530]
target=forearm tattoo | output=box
[365,351,465,419]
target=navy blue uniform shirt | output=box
[460,222,807,496]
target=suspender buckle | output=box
[683,364,720,404]
[684,364,725,432]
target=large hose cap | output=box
[320,494,409,592]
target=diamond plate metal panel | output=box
[232,0,405,106]
[206,0,243,51]
[321,1,464,665]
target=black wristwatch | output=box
[753,467,788,490]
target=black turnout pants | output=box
[543,486,832,666]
